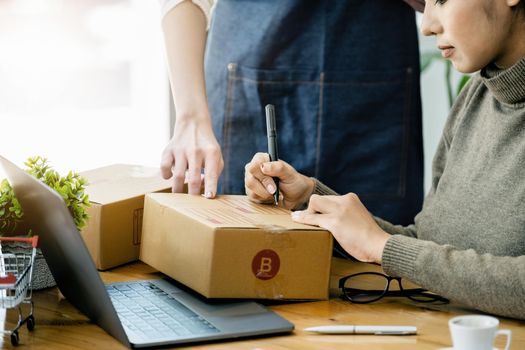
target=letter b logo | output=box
[252,249,280,280]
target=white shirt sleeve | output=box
[158,0,215,28]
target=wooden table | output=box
[2,258,524,349]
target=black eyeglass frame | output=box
[338,272,449,304]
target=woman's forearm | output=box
[162,1,209,119]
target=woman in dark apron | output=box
[205,0,424,226]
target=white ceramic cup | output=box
[449,315,512,350]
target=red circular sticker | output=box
[251,249,280,280]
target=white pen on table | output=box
[303,325,417,335]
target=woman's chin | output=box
[451,56,487,74]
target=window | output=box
[0,0,169,175]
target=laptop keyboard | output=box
[107,282,220,342]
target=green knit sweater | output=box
[313,57,525,319]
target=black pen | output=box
[265,104,279,205]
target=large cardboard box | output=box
[80,164,172,270]
[140,194,333,300]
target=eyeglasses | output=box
[339,272,449,304]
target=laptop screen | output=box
[0,155,130,346]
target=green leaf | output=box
[456,74,471,96]
[1,156,90,236]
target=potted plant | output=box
[0,156,90,289]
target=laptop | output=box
[0,155,294,348]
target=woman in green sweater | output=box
[245,0,525,319]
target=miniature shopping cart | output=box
[0,236,39,346]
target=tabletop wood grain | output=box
[1,258,523,349]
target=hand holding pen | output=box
[244,152,315,209]
[244,105,316,209]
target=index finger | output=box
[187,153,204,195]
[245,152,278,192]
[245,152,270,179]
[171,153,188,193]
[203,152,224,198]
[306,194,340,214]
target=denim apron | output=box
[204,0,424,226]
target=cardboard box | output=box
[140,194,333,300]
[80,164,172,270]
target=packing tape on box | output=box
[254,224,295,249]
[252,224,293,299]
[254,275,287,299]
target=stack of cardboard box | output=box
[79,165,333,300]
